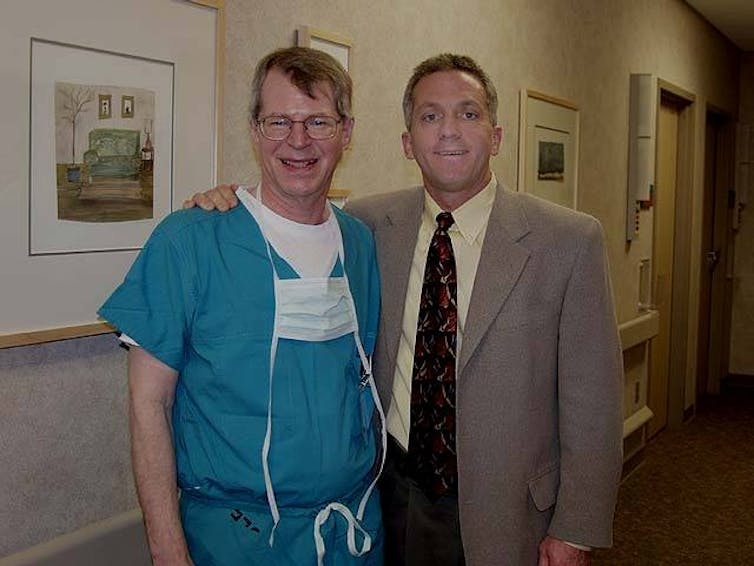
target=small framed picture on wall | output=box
[98,93,111,119]
[121,95,134,118]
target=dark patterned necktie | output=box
[408,211,458,500]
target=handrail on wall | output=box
[619,309,660,351]
[618,309,659,439]
[0,323,113,349]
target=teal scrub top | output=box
[99,204,381,512]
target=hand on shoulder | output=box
[182,184,239,211]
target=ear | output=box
[340,117,355,148]
[401,131,415,160]
[490,125,503,156]
[249,120,262,161]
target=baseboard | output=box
[683,403,695,423]
[621,444,646,482]
[0,509,149,566]
[722,373,754,391]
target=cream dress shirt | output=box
[386,175,496,450]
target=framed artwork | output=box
[30,38,174,255]
[518,90,579,209]
[327,188,351,209]
[297,26,353,202]
[0,0,222,347]
[121,95,134,118]
[297,26,352,72]
[98,94,112,119]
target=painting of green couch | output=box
[57,127,153,223]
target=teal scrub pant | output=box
[180,491,383,565]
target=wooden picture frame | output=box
[0,0,224,348]
[296,26,353,207]
[98,93,112,119]
[121,95,134,118]
[327,188,351,209]
[518,90,580,209]
[32,39,174,255]
[296,26,352,72]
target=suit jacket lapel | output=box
[459,187,531,376]
[375,188,424,380]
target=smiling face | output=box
[251,67,353,222]
[402,70,502,210]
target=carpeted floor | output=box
[595,386,754,565]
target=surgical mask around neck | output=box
[275,277,357,342]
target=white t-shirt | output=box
[248,187,339,278]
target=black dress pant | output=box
[379,438,466,566]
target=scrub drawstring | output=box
[261,273,282,547]
[313,502,371,566]
[311,275,388,566]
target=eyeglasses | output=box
[257,115,342,141]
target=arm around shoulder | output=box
[182,184,239,211]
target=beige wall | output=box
[222,0,739,326]
[222,0,742,416]
[730,53,754,375]
[1,0,746,557]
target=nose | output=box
[287,121,310,148]
[439,115,461,139]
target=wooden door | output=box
[648,99,679,438]
[697,113,722,396]
[705,118,736,394]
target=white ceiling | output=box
[686,0,754,51]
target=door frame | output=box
[655,79,695,430]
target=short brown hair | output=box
[249,47,353,122]
[402,53,498,129]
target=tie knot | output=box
[436,212,454,231]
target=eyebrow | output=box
[414,99,484,114]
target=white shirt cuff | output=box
[118,333,139,347]
[563,541,592,551]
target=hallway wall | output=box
[0,0,745,557]
[0,335,134,557]
[221,0,740,327]
[221,0,742,415]
[730,53,754,375]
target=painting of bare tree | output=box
[57,84,93,181]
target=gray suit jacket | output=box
[346,185,623,565]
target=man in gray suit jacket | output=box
[188,53,623,566]
[348,54,623,566]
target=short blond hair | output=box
[249,47,353,122]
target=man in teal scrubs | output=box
[99,47,384,565]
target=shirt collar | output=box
[422,174,497,244]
